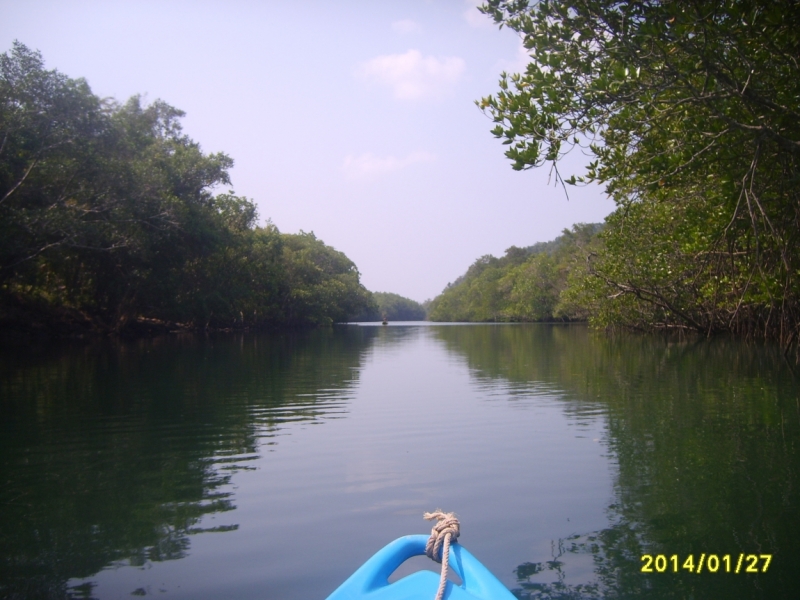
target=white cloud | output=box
[342,151,436,180]
[356,50,465,100]
[391,19,422,35]
[463,0,493,28]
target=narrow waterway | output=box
[1,324,798,599]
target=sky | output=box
[1,0,616,303]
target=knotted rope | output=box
[423,511,460,600]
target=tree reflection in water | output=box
[0,328,375,599]
[432,325,800,600]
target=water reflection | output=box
[432,324,800,599]
[2,324,799,599]
[0,328,376,599]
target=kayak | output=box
[325,534,516,600]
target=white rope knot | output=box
[423,511,460,600]
[423,511,460,563]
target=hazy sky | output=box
[1,0,615,302]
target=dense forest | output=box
[478,1,800,353]
[350,291,426,322]
[427,224,601,322]
[0,43,375,335]
[7,0,800,353]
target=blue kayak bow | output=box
[325,534,516,600]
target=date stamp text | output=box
[640,554,772,574]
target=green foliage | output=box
[351,291,425,322]
[478,1,800,348]
[279,231,374,326]
[0,43,372,333]
[427,224,601,322]
[505,252,561,321]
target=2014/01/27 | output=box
[640,554,772,574]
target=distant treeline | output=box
[428,224,601,322]
[0,43,374,335]
[350,291,426,322]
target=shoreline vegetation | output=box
[349,291,426,323]
[471,1,800,356]
[1,43,377,338]
[4,3,800,362]
[427,224,601,324]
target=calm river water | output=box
[1,323,799,599]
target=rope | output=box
[423,511,460,600]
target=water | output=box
[1,324,798,599]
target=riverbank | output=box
[0,295,323,342]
